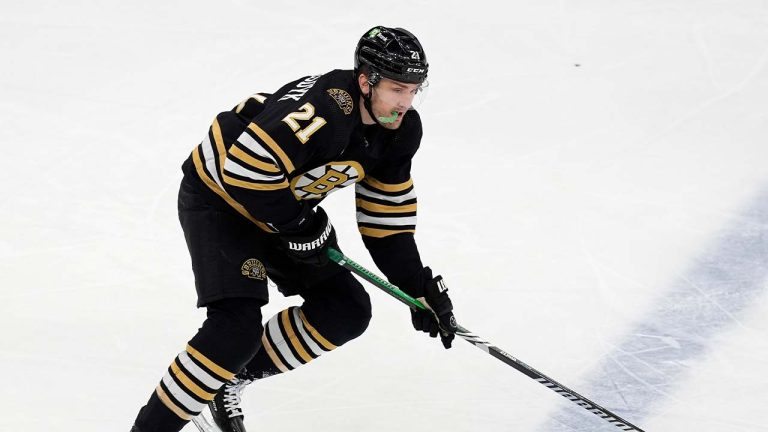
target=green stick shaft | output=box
[327,248,426,311]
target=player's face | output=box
[370,78,424,129]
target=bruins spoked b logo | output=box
[290,161,364,200]
[241,258,267,280]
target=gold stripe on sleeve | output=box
[298,309,337,351]
[170,361,217,401]
[155,385,193,420]
[358,227,416,238]
[185,344,236,382]
[247,123,295,174]
[229,145,281,173]
[280,310,314,363]
[364,177,413,193]
[211,119,228,179]
[355,199,417,214]
[191,149,275,233]
[222,174,289,191]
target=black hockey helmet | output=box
[354,26,428,85]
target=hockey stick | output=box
[327,248,645,432]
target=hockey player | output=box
[131,26,458,432]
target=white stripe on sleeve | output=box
[355,183,417,203]
[356,213,417,226]
[237,131,279,164]
[223,158,285,182]
[200,135,225,189]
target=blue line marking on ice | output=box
[538,187,768,431]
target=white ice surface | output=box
[1,1,767,431]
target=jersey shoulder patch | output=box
[327,88,354,115]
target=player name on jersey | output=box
[278,75,321,101]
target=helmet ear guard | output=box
[366,71,382,86]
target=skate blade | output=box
[191,410,222,432]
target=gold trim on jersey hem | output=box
[247,123,295,174]
[355,199,417,214]
[358,227,416,238]
[364,177,413,193]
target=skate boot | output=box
[208,376,254,432]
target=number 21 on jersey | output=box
[282,103,326,144]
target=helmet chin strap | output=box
[363,77,399,126]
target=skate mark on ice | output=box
[538,185,768,431]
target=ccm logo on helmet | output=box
[407,68,426,73]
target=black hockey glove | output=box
[405,267,458,349]
[277,207,337,267]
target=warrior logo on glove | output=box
[287,219,333,252]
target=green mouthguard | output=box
[377,111,399,124]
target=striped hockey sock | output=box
[247,306,338,377]
[155,344,236,421]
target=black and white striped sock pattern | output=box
[260,307,337,372]
[155,344,236,420]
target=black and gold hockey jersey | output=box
[182,69,425,287]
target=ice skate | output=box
[205,376,253,432]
